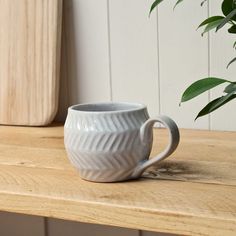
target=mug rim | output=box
[68,102,147,114]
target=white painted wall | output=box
[209,1,236,130]
[56,0,236,131]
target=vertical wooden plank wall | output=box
[158,1,209,129]
[209,0,236,131]
[108,0,159,118]
[56,0,236,131]
[58,0,111,116]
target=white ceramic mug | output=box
[64,102,179,182]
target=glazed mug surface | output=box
[64,102,180,182]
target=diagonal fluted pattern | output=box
[64,107,151,182]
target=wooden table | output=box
[0,124,236,236]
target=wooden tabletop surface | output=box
[0,124,236,236]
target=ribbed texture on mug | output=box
[64,109,151,182]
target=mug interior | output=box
[70,102,145,113]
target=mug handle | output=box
[131,115,180,179]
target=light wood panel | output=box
[0,0,62,126]
[152,128,236,164]
[144,159,236,185]
[0,212,44,236]
[209,0,236,131]
[0,125,236,235]
[63,0,111,108]
[1,171,236,236]
[109,0,159,117]
[158,1,209,129]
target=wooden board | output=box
[0,0,62,126]
[0,125,236,236]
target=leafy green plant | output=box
[150,0,236,119]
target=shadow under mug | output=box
[64,102,180,182]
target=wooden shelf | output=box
[0,124,236,236]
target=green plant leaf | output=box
[216,8,236,31]
[222,0,236,21]
[201,0,208,6]
[173,0,184,9]
[227,57,236,68]
[224,83,236,93]
[228,24,236,33]
[195,92,236,119]
[201,19,224,35]
[149,0,164,16]
[198,16,225,28]
[233,41,236,49]
[181,78,230,103]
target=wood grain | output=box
[0,0,62,126]
[0,125,236,236]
